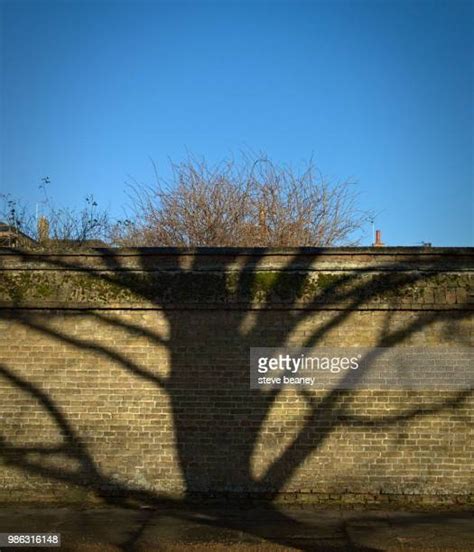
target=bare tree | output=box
[112,153,368,247]
[2,155,369,249]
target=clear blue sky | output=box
[1,0,472,246]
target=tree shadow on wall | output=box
[0,248,472,551]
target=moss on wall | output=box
[0,267,470,308]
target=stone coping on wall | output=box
[0,246,473,269]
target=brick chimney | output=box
[37,216,49,244]
[373,229,384,247]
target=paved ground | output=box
[0,505,472,551]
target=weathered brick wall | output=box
[0,247,472,505]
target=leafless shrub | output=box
[112,153,368,247]
[0,186,110,250]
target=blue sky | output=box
[1,0,472,246]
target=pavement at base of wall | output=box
[0,504,472,552]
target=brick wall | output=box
[0,247,472,505]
